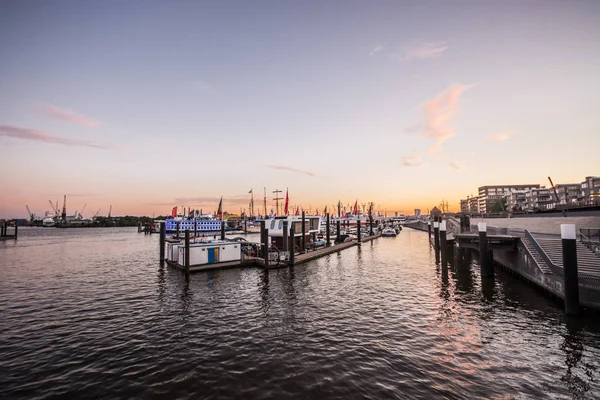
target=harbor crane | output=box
[48,200,59,216]
[80,204,87,218]
[93,209,101,218]
[25,205,35,222]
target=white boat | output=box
[265,215,323,250]
[381,227,397,237]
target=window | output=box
[270,220,275,229]
[278,220,283,229]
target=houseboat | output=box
[265,215,323,251]
[165,240,242,268]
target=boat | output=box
[165,239,241,268]
[381,227,397,237]
[265,215,323,250]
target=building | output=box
[526,188,557,211]
[581,176,600,205]
[468,196,479,213]
[555,183,581,205]
[506,190,529,212]
[460,199,469,213]
[478,184,540,214]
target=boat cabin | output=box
[265,215,322,251]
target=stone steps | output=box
[533,237,600,277]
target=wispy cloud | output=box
[487,131,511,141]
[0,125,111,149]
[401,156,425,168]
[192,81,212,93]
[369,45,383,56]
[406,84,473,156]
[267,165,316,177]
[448,161,465,170]
[37,102,100,127]
[405,41,448,60]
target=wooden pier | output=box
[0,221,17,241]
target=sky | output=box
[1,0,599,219]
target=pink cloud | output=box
[37,102,100,127]
[402,156,425,168]
[487,131,511,141]
[267,165,316,177]
[406,84,473,155]
[448,161,465,170]
[0,125,111,149]
[405,41,448,60]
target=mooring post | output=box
[261,220,268,267]
[357,219,362,244]
[194,218,197,237]
[433,220,440,254]
[326,213,331,246]
[561,224,579,315]
[301,211,306,253]
[369,217,373,236]
[176,221,180,239]
[184,229,190,274]
[428,221,431,239]
[14,225,18,240]
[244,217,247,234]
[138,221,142,233]
[440,221,447,270]
[336,220,341,243]
[159,222,166,262]
[478,222,493,277]
[220,220,225,240]
[289,222,295,266]
[282,220,288,252]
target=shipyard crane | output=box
[93,209,101,218]
[80,204,87,218]
[48,200,59,216]
[25,205,35,222]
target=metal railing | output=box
[579,231,600,258]
[525,230,563,277]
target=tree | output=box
[489,198,507,213]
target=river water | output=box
[1,227,599,399]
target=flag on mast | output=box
[353,200,358,216]
[171,206,177,218]
[284,189,289,215]
[217,196,223,220]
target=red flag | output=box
[353,200,358,216]
[284,189,289,215]
[217,197,223,220]
[295,206,299,215]
[171,206,177,218]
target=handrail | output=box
[580,232,600,258]
[524,229,562,276]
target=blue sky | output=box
[1,1,599,217]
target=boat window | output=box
[270,220,275,229]
[278,220,283,229]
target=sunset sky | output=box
[1,1,599,218]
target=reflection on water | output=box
[0,227,599,399]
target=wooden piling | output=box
[433,221,440,261]
[440,221,447,270]
[220,220,225,240]
[369,216,373,236]
[159,222,166,262]
[357,220,361,244]
[184,229,190,274]
[326,213,331,246]
[194,218,197,237]
[282,220,288,251]
[289,222,295,266]
[301,211,306,253]
[176,221,180,239]
[336,220,341,243]
[561,224,579,315]
[261,220,268,267]
[14,225,18,240]
[478,223,493,277]
[428,221,431,239]
[138,221,142,233]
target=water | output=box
[1,228,599,399]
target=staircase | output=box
[534,237,600,278]
[521,236,553,274]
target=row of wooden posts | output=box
[426,216,581,315]
[1,222,18,240]
[157,212,376,274]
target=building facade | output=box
[526,188,557,211]
[556,183,582,205]
[477,184,540,214]
[581,176,600,205]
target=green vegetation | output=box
[93,215,168,227]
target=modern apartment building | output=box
[526,188,557,211]
[555,183,582,205]
[581,176,600,204]
[477,184,540,214]
[506,190,529,212]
